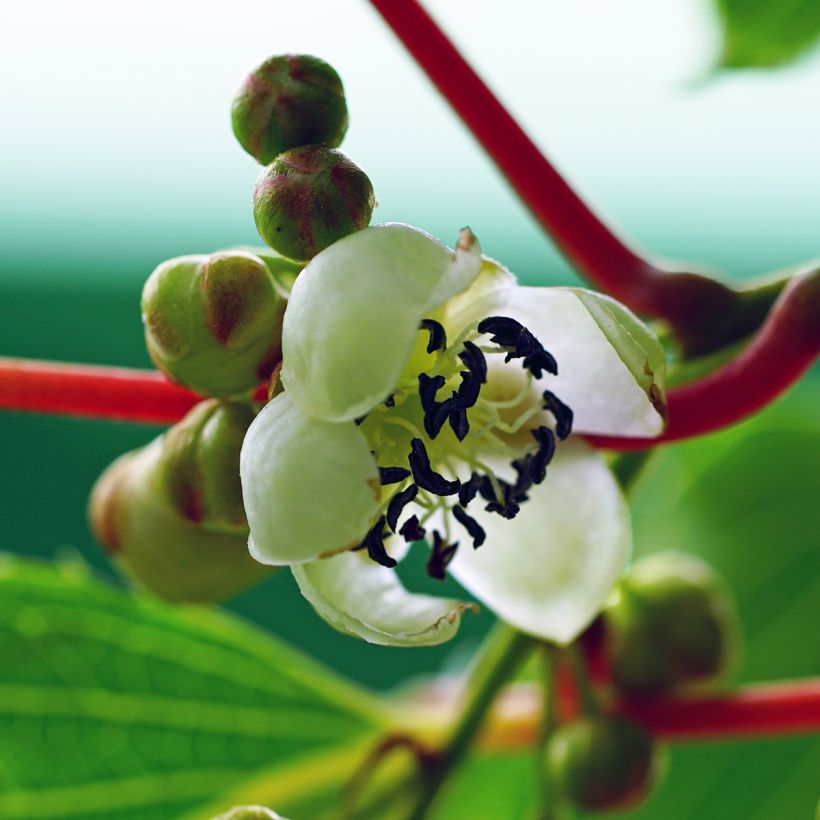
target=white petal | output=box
[240,393,380,564]
[281,223,481,423]
[449,285,666,437]
[292,548,473,647]
[448,442,630,644]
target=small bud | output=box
[142,250,286,398]
[546,716,662,812]
[604,551,739,697]
[89,433,271,603]
[232,53,348,165]
[158,399,256,529]
[253,146,374,261]
[213,807,286,820]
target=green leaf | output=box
[0,557,389,820]
[714,0,820,69]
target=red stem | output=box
[616,679,820,741]
[366,0,737,329]
[485,678,820,746]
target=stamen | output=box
[408,438,461,496]
[458,340,487,383]
[477,315,558,378]
[379,466,411,485]
[359,517,397,568]
[424,396,454,439]
[386,484,419,532]
[418,373,446,411]
[455,371,481,408]
[399,515,426,543]
[448,404,469,441]
[427,530,459,580]
[458,472,482,507]
[420,319,447,353]
[542,390,574,439]
[452,505,486,548]
[384,394,396,408]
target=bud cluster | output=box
[232,53,375,261]
[92,52,372,602]
[542,551,739,814]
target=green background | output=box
[1,1,818,817]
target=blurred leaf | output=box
[714,0,820,69]
[0,557,389,820]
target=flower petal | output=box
[281,223,481,422]
[292,548,473,647]
[240,393,380,564]
[447,441,630,644]
[447,285,666,437]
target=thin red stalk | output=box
[0,358,202,424]
[587,270,820,450]
[482,678,820,747]
[366,0,737,328]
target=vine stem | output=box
[366,0,746,346]
[478,678,820,748]
[405,623,535,820]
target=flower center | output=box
[354,315,574,579]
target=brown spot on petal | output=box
[649,384,668,420]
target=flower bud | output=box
[142,250,286,398]
[546,716,662,812]
[158,399,256,530]
[89,432,271,603]
[253,146,375,261]
[213,808,285,820]
[231,53,348,165]
[604,551,738,697]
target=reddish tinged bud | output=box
[89,430,271,604]
[159,399,256,529]
[253,146,375,261]
[546,716,663,812]
[141,250,286,398]
[604,552,739,697]
[232,54,348,165]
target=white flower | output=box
[240,224,666,647]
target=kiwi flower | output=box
[240,224,667,647]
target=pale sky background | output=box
[1,0,819,284]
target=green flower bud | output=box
[158,399,255,530]
[89,427,271,603]
[253,146,375,261]
[546,716,662,812]
[142,250,286,398]
[604,551,739,697]
[213,807,285,820]
[231,53,348,165]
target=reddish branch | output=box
[366,0,740,339]
[482,678,820,748]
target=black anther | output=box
[379,466,411,485]
[427,530,459,581]
[399,515,426,543]
[418,373,446,412]
[452,505,486,548]
[420,319,447,353]
[542,390,574,440]
[386,484,419,533]
[448,405,470,442]
[360,517,397,568]
[458,473,482,507]
[408,438,460,496]
[458,341,487,383]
